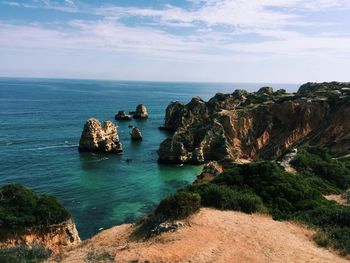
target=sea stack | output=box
[130,127,142,140]
[133,104,148,119]
[78,118,122,153]
[115,110,132,121]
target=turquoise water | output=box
[0,78,299,239]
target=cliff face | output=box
[0,219,80,253]
[158,82,350,164]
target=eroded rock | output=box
[194,161,223,184]
[130,127,142,140]
[158,83,350,164]
[78,118,122,153]
[133,104,148,119]
[0,219,80,254]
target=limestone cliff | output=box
[158,82,350,164]
[78,118,122,153]
[0,219,80,253]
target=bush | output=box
[0,184,70,230]
[155,192,201,220]
[186,184,264,214]
[213,162,323,219]
[210,160,350,255]
[84,250,114,263]
[154,155,350,255]
[0,244,51,263]
[314,227,350,256]
[291,147,350,191]
[304,177,342,195]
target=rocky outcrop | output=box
[257,86,274,94]
[194,161,223,184]
[0,219,80,253]
[278,148,298,174]
[158,82,350,164]
[78,118,122,153]
[115,111,132,121]
[130,127,142,140]
[133,104,148,119]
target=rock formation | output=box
[194,161,223,184]
[0,219,80,253]
[115,111,132,121]
[130,127,142,140]
[133,104,148,119]
[78,118,122,153]
[158,82,350,164]
[0,184,81,254]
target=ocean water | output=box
[0,78,299,239]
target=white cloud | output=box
[1,0,350,81]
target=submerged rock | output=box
[115,111,132,121]
[78,118,122,153]
[133,104,148,119]
[130,127,143,140]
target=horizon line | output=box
[0,75,303,86]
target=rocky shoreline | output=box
[2,82,350,261]
[157,82,350,164]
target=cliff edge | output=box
[158,82,350,164]
[47,208,348,263]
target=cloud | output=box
[1,0,350,81]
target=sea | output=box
[0,78,299,239]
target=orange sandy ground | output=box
[48,208,349,263]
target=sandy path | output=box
[49,208,348,263]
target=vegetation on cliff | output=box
[0,244,51,263]
[0,184,70,230]
[0,184,73,262]
[154,147,350,256]
[155,192,201,220]
[290,147,350,194]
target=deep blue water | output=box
[0,78,299,239]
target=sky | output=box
[0,0,349,83]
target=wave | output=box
[25,144,79,151]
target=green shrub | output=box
[154,154,350,255]
[304,177,342,195]
[84,249,114,263]
[210,160,350,255]
[0,184,70,230]
[0,244,51,263]
[155,192,201,220]
[291,147,350,191]
[314,227,350,256]
[213,162,323,219]
[186,184,264,214]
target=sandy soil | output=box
[325,194,349,206]
[49,208,348,263]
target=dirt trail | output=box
[49,208,348,263]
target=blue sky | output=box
[0,0,350,82]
